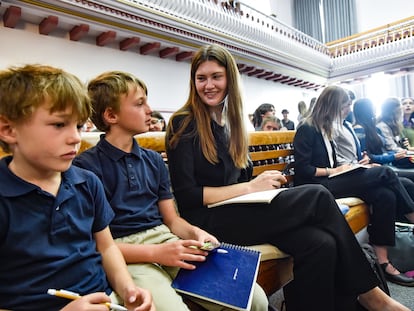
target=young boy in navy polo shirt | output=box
[73,71,268,311]
[0,64,154,311]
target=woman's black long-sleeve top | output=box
[166,116,251,227]
[293,123,338,185]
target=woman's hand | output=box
[329,164,353,175]
[359,152,371,165]
[394,150,407,160]
[401,137,411,149]
[249,170,287,191]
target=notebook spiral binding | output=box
[220,242,261,254]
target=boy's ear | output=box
[0,115,17,144]
[103,107,118,125]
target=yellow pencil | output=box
[47,289,127,311]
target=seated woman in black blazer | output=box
[294,85,414,287]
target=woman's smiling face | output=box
[195,60,227,110]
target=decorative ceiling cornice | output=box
[1,0,413,90]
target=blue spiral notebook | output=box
[172,243,261,311]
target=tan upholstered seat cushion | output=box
[336,197,365,207]
[337,198,370,234]
[247,244,290,261]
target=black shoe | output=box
[380,262,414,287]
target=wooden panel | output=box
[249,149,293,161]
[252,163,287,176]
[78,140,93,154]
[248,130,296,145]
[0,149,11,158]
[135,132,166,152]
[134,131,296,154]
[256,257,294,296]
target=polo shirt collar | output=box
[97,134,142,160]
[0,156,86,197]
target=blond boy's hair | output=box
[0,64,91,152]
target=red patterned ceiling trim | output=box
[273,75,290,82]
[239,66,255,74]
[120,37,141,51]
[96,30,116,46]
[290,80,304,86]
[282,78,298,85]
[237,63,246,70]
[295,81,310,87]
[265,74,281,81]
[3,5,21,28]
[140,42,161,55]
[247,69,264,77]
[69,24,89,41]
[257,71,273,78]
[39,15,58,35]
[304,83,316,89]
[176,51,194,62]
[0,1,325,90]
[159,47,179,58]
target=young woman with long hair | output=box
[353,98,408,166]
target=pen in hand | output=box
[47,289,127,311]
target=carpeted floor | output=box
[269,229,414,310]
[269,281,414,310]
[388,281,414,310]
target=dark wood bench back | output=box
[134,130,296,184]
[247,131,295,184]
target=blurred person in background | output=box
[281,109,295,130]
[150,110,166,132]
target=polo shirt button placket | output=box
[126,159,137,189]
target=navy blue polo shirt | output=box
[0,157,114,311]
[73,135,172,238]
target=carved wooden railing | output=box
[327,16,414,57]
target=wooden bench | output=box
[0,130,370,302]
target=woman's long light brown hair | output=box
[304,85,350,140]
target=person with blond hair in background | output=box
[260,115,284,131]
